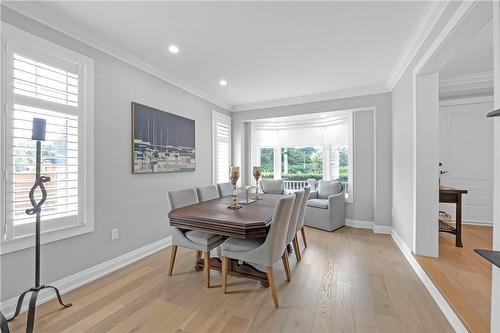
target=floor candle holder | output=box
[8,118,72,333]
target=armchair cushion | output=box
[318,180,342,199]
[306,198,329,209]
[185,230,223,246]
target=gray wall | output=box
[0,7,229,301]
[232,92,392,226]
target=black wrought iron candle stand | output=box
[8,119,72,333]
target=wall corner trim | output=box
[390,228,468,333]
[0,236,172,317]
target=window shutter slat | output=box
[6,51,80,230]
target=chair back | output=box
[261,179,284,194]
[261,195,295,264]
[217,182,233,197]
[286,190,305,244]
[317,180,343,199]
[167,188,199,210]
[197,185,220,202]
[296,186,311,232]
[306,178,318,191]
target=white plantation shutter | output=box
[212,111,231,184]
[2,24,94,246]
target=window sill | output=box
[0,223,93,255]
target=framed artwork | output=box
[131,102,195,173]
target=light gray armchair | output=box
[217,182,233,197]
[304,180,346,231]
[260,179,284,194]
[220,195,295,308]
[167,188,224,287]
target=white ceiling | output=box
[5,1,429,111]
[440,20,493,78]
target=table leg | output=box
[195,257,269,288]
[456,194,463,247]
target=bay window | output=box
[252,112,353,201]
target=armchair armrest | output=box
[328,189,346,208]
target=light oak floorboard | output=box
[9,227,452,333]
[416,224,493,333]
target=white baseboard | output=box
[390,229,467,333]
[0,236,172,317]
[345,218,374,229]
[345,219,392,234]
[372,224,393,234]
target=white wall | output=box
[232,92,392,227]
[0,7,230,301]
[439,98,494,225]
[414,73,440,257]
[392,2,462,250]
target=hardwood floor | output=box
[416,224,493,333]
[9,227,452,333]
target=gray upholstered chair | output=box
[304,180,346,231]
[217,182,233,197]
[260,179,284,194]
[285,190,305,272]
[167,188,224,287]
[220,195,295,308]
[295,186,311,260]
[197,185,220,201]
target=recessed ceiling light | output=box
[219,79,228,86]
[168,45,179,54]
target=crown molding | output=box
[2,2,232,111]
[387,1,450,90]
[440,71,494,88]
[230,84,389,112]
[439,71,494,95]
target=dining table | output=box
[168,193,285,288]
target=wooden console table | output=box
[439,186,468,247]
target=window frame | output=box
[211,110,231,185]
[0,23,94,254]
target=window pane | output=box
[281,147,322,181]
[332,145,348,182]
[259,148,274,179]
[11,105,78,226]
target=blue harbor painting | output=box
[132,102,195,173]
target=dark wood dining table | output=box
[168,193,284,287]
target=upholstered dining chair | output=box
[217,182,233,197]
[295,186,311,260]
[220,195,295,308]
[197,185,220,201]
[285,190,305,274]
[260,179,284,194]
[167,188,225,287]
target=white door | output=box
[439,100,494,225]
